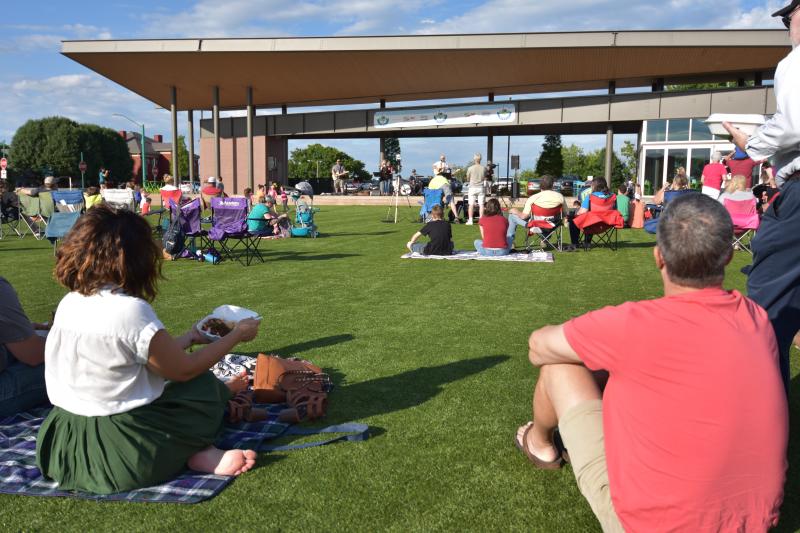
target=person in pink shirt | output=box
[515,193,787,532]
[701,151,728,198]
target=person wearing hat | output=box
[200,177,224,210]
[723,0,800,395]
[18,176,57,197]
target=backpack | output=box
[162,215,185,256]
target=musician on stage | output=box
[432,154,450,178]
[331,159,348,195]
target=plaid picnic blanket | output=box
[0,405,289,504]
[401,250,554,262]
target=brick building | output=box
[120,130,197,183]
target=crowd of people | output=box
[0,2,797,529]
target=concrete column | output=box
[604,123,614,184]
[487,130,494,163]
[170,86,178,180]
[187,110,195,185]
[213,86,221,180]
[378,99,386,168]
[246,86,254,191]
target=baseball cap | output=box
[206,176,217,184]
[733,147,749,160]
[585,175,594,182]
[44,176,55,185]
[773,0,800,16]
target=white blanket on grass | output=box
[401,250,553,262]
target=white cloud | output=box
[0,23,113,53]
[0,73,180,144]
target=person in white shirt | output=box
[725,0,800,185]
[36,205,261,494]
[723,0,800,394]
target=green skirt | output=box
[36,371,232,494]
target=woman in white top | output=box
[36,206,260,494]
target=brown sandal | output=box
[515,422,563,470]
[227,391,268,423]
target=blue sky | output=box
[0,0,789,176]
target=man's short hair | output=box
[540,175,554,191]
[618,183,628,194]
[657,194,733,288]
[430,204,444,219]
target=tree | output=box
[10,116,133,185]
[175,135,190,178]
[383,137,400,167]
[518,169,538,180]
[288,143,369,183]
[561,144,586,176]
[619,140,638,179]
[535,134,563,177]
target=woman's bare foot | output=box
[224,371,249,394]
[188,446,257,476]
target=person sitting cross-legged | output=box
[515,193,787,532]
[36,206,260,495]
[474,198,512,255]
[407,204,454,256]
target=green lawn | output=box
[0,206,797,532]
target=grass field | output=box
[0,206,797,532]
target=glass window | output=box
[643,149,664,195]
[691,119,713,141]
[646,120,667,142]
[667,149,688,184]
[668,119,690,142]
[690,148,711,188]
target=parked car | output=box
[344,180,361,194]
[491,177,515,194]
[526,179,542,196]
[555,177,580,197]
[361,179,380,191]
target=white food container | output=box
[196,305,260,341]
[705,113,766,137]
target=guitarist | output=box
[331,159,349,195]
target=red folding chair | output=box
[723,197,760,254]
[573,194,625,251]
[525,204,563,251]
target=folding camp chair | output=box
[525,205,563,251]
[724,198,760,254]
[209,197,264,266]
[101,188,136,210]
[38,191,55,227]
[574,194,625,251]
[44,211,81,255]
[51,190,85,213]
[643,189,698,234]
[174,198,209,252]
[16,194,45,239]
[419,188,443,222]
[0,193,24,239]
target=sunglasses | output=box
[783,6,799,28]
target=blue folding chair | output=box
[44,211,81,255]
[419,188,443,222]
[51,190,85,213]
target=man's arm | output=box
[528,324,583,367]
[6,335,46,366]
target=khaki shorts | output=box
[558,399,624,533]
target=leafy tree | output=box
[619,140,638,179]
[561,144,586,176]
[10,116,133,185]
[383,137,400,167]
[518,169,538,180]
[175,135,191,178]
[288,143,369,182]
[665,81,745,92]
[535,134,563,177]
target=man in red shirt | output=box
[725,147,762,189]
[515,194,787,532]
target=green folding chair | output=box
[16,194,44,239]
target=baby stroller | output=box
[291,181,318,237]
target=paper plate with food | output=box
[197,305,261,341]
[705,113,766,137]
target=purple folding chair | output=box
[209,197,264,265]
[174,198,209,251]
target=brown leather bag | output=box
[252,354,330,405]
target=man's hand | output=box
[722,122,749,152]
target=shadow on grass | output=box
[242,334,355,357]
[322,231,395,237]
[263,251,360,262]
[775,372,800,532]
[327,355,509,422]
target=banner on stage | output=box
[373,103,517,129]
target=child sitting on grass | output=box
[407,205,455,256]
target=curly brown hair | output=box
[54,205,163,301]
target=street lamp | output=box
[307,159,321,179]
[113,113,147,188]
